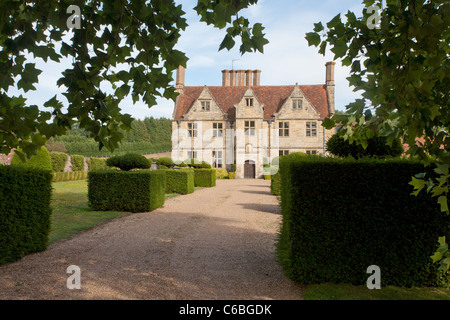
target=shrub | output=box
[88,157,108,170]
[49,152,68,172]
[228,172,236,179]
[326,132,404,158]
[163,169,194,194]
[70,154,85,171]
[88,170,165,213]
[0,166,52,264]
[277,155,450,287]
[11,146,52,171]
[184,158,212,169]
[106,153,150,171]
[194,169,216,187]
[215,168,229,179]
[156,157,175,168]
[52,171,88,182]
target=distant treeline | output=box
[47,117,172,157]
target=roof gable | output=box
[174,84,330,120]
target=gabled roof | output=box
[173,84,330,120]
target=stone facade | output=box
[172,63,336,179]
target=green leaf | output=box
[305,32,321,47]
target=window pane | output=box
[306,122,310,128]
[245,121,249,127]
[285,122,289,128]
[285,129,289,136]
[250,121,255,127]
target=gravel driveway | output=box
[0,179,304,300]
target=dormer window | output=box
[246,98,254,107]
[292,99,302,109]
[201,100,210,111]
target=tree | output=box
[306,0,449,273]
[0,0,268,160]
[326,131,403,159]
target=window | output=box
[279,122,289,137]
[244,121,255,136]
[279,150,289,156]
[306,150,317,155]
[200,100,210,111]
[188,123,197,137]
[306,122,317,137]
[292,99,302,109]
[213,122,223,137]
[212,150,223,168]
[246,98,254,107]
[188,151,197,159]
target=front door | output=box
[244,160,255,179]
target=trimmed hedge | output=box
[70,154,85,171]
[11,146,53,171]
[53,171,88,182]
[0,166,52,265]
[88,157,108,170]
[88,170,165,213]
[163,169,194,194]
[106,153,150,171]
[49,151,68,172]
[194,169,216,187]
[277,154,450,287]
[156,157,175,168]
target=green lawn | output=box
[302,283,450,300]
[50,180,127,244]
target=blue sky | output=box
[15,0,367,120]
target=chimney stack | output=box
[237,70,245,86]
[325,61,335,85]
[220,69,261,87]
[229,70,236,87]
[176,65,185,92]
[222,70,230,86]
[253,70,261,86]
[325,61,335,115]
[245,70,253,87]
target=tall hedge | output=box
[88,170,165,213]
[11,146,52,171]
[88,157,108,170]
[163,169,195,194]
[0,166,52,264]
[277,154,450,287]
[70,154,85,171]
[49,151,69,172]
[194,169,216,187]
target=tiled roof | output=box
[173,84,331,120]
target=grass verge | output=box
[50,180,126,244]
[302,283,450,300]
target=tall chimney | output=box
[237,70,245,86]
[229,70,236,87]
[245,70,253,87]
[253,70,261,86]
[325,61,335,85]
[222,70,230,86]
[176,65,185,92]
[325,61,335,115]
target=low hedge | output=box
[88,170,165,213]
[0,166,52,264]
[277,154,450,287]
[53,171,88,182]
[106,153,150,171]
[194,169,216,187]
[271,172,281,195]
[50,151,68,172]
[163,169,194,194]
